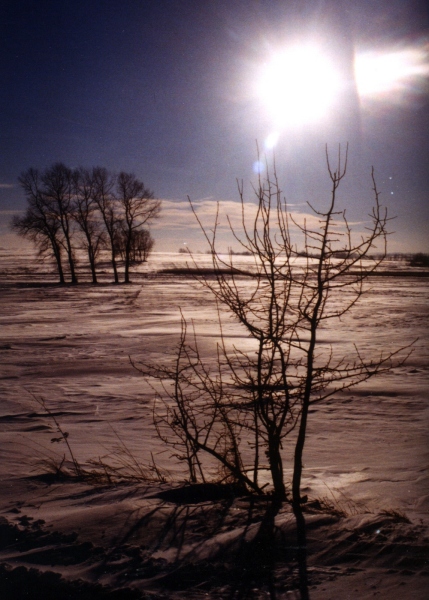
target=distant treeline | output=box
[185,248,429,267]
[297,251,429,264]
[11,163,161,284]
[407,253,429,267]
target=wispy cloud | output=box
[150,198,373,252]
[0,209,23,215]
[0,183,15,189]
[153,198,325,233]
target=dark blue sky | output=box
[1,0,428,251]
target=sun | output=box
[257,45,340,128]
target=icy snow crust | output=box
[0,249,428,598]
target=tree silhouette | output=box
[13,168,66,283]
[116,172,161,283]
[73,167,105,283]
[92,167,121,284]
[13,164,161,284]
[41,163,78,284]
[114,228,155,264]
[140,146,412,505]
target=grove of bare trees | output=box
[12,163,161,283]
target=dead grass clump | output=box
[28,394,170,485]
[379,508,411,523]
[304,497,348,518]
[303,486,411,523]
[304,485,370,518]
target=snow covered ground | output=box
[0,249,428,598]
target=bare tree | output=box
[139,146,412,505]
[92,167,121,283]
[72,168,105,283]
[12,168,66,283]
[132,228,155,263]
[139,312,261,493]
[116,172,161,283]
[114,228,155,264]
[41,163,78,284]
[13,164,160,284]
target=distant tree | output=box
[73,168,106,283]
[115,172,161,283]
[13,164,160,284]
[13,165,80,283]
[115,228,155,264]
[92,167,121,283]
[409,252,429,267]
[132,229,155,262]
[12,168,66,283]
[40,163,79,284]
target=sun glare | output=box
[257,41,428,130]
[257,46,340,128]
[355,46,429,99]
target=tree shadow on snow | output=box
[101,483,311,599]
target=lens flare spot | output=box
[264,132,280,150]
[253,160,265,174]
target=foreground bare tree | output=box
[140,146,411,506]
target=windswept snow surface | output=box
[0,249,428,598]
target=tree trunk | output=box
[88,249,98,284]
[124,261,130,283]
[111,252,119,283]
[267,439,286,501]
[293,505,310,600]
[124,234,132,283]
[52,243,65,284]
[64,236,78,284]
[108,233,119,283]
[292,399,310,510]
[59,210,78,284]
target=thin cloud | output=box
[150,197,375,254]
[152,198,336,240]
[0,209,23,215]
[0,183,15,189]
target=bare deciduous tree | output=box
[41,163,78,284]
[14,164,79,283]
[73,168,106,283]
[12,168,66,283]
[92,167,121,284]
[13,164,161,284]
[116,172,161,283]
[139,146,412,506]
[114,227,155,264]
